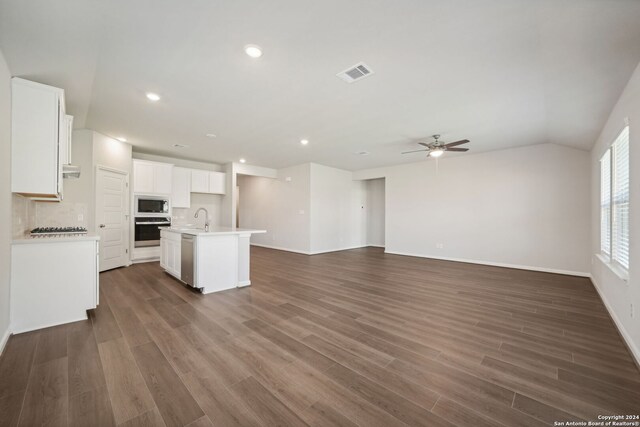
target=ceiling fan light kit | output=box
[401,134,470,158]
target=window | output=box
[600,150,611,256]
[600,126,630,272]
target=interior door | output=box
[96,167,129,271]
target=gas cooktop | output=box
[30,226,88,236]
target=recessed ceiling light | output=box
[205,133,217,138]
[244,44,263,58]
[116,137,127,142]
[146,92,160,101]
[239,158,246,163]
[173,144,189,149]
[356,151,370,156]
[300,139,309,146]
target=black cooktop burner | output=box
[30,226,88,236]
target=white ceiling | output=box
[1,0,640,170]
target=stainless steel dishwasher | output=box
[181,234,196,288]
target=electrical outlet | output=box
[78,214,84,221]
[436,243,444,249]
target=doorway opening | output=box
[364,178,385,248]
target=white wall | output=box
[238,164,311,253]
[590,62,640,365]
[93,131,132,175]
[354,143,591,275]
[0,48,12,351]
[309,163,366,254]
[220,163,235,227]
[365,178,385,247]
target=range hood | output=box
[62,164,81,179]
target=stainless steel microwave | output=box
[134,195,169,216]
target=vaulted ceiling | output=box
[1,0,640,170]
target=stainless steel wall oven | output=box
[134,216,171,248]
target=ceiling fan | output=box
[402,134,470,158]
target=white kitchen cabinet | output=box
[11,237,100,333]
[155,163,174,194]
[191,169,226,194]
[160,229,181,279]
[133,161,155,194]
[191,169,210,193]
[209,171,226,194]
[133,159,174,195]
[59,115,74,165]
[172,167,191,208]
[160,236,168,270]
[11,77,66,200]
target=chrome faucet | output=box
[194,207,210,232]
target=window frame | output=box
[599,125,630,281]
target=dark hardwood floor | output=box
[1,246,639,426]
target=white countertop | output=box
[163,226,266,236]
[12,233,100,245]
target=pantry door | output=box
[96,166,130,271]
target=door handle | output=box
[99,224,106,228]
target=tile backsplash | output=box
[12,194,89,238]
[12,194,35,238]
[34,202,89,229]
[172,193,223,227]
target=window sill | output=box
[596,253,629,282]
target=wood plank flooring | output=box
[1,246,639,426]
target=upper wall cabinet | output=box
[172,167,191,208]
[11,78,67,200]
[209,171,226,194]
[190,170,226,195]
[59,115,74,166]
[133,159,174,195]
[190,169,209,193]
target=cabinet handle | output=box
[99,224,106,228]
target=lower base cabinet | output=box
[11,237,100,333]
[160,229,181,279]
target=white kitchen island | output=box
[160,227,266,294]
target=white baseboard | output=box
[250,243,311,255]
[0,327,10,357]
[131,257,160,264]
[309,245,369,255]
[589,274,640,369]
[367,244,386,248]
[383,250,590,277]
[238,280,251,287]
[250,243,373,256]
[11,314,89,335]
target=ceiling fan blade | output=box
[418,142,431,147]
[444,139,470,148]
[446,147,469,152]
[402,149,429,154]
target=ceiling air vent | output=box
[337,62,374,83]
